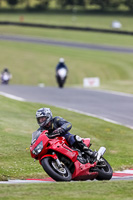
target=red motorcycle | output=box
[30,130,113,181]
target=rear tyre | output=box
[56,76,66,88]
[93,157,113,180]
[59,83,63,88]
[41,157,72,182]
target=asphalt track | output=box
[1,34,133,53]
[0,85,133,129]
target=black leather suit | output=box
[37,116,75,146]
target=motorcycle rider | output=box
[55,58,68,87]
[35,107,97,158]
[0,68,12,84]
[56,58,68,71]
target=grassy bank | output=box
[0,12,133,31]
[0,36,133,93]
[0,95,133,181]
[1,181,133,200]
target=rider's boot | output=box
[74,135,97,158]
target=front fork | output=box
[39,151,63,168]
[52,152,63,168]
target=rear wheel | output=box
[56,76,66,88]
[93,157,113,180]
[41,157,72,182]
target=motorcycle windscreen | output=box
[31,130,42,144]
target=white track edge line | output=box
[0,91,26,101]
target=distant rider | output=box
[33,107,97,158]
[56,58,68,72]
[0,68,12,84]
[55,58,68,87]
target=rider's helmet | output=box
[59,58,65,63]
[4,68,9,72]
[36,108,52,128]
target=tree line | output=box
[3,0,133,11]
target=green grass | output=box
[0,35,133,93]
[0,181,133,200]
[0,12,133,31]
[0,95,133,182]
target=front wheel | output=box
[41,157,72,182]
[93,157,113,180]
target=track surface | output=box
[1,34,133,53]
[0,85,133,129]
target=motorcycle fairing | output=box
[72,161,98,180]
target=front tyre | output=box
[41,157,72,182]
[93,157,113,180]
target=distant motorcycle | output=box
[30,130,113,181]
[56,68,67,88]
[1,72,12,85]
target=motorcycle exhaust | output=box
[96,147,106,161]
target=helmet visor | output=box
[38,116,47,124]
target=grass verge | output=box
[0,181,133,200]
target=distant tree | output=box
[57,0,86,8]
[7,0,19,6]
[109,0,122,8]
[75,0,86,6]
[35,0,50,10]
[25,0,30,8]
[57,0,73,8]
[124,0,133,11]
[19,0,30,8]
[89,0,122,10]
[89,0,110,9]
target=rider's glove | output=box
[48,128,64,138]
[52,127,64,135]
